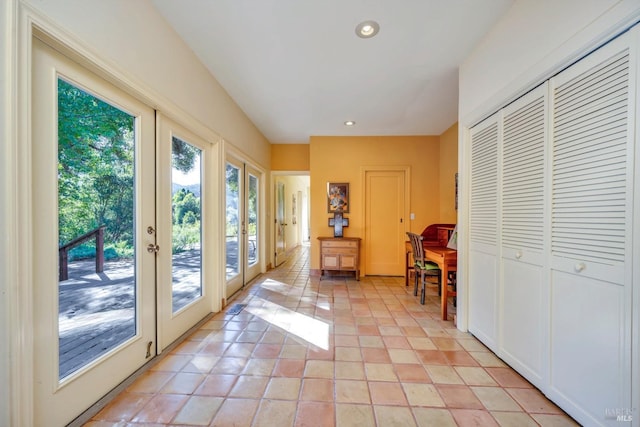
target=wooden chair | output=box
[406,232,441,304]
[405,223,455,286]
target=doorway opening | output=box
[272,173,310,267]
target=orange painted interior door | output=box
[365,169,406,275]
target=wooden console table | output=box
[318,237,360,280]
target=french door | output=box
[156,114,215,350]
[32,38,157,425]
[225,157,261,299]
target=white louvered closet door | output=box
[548,34,635,426]
[499,84,547,390]
[468,114,500,351]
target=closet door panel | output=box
[502,259,543,388]
[548,33,634,427]
[468,115,500,350]
[501,86,546,262]
[550,271,625,424]
[468,249,498,351]
[551,47,630,280]
[499,84,548,389]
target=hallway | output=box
[86,244,576,426]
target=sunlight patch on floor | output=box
[245,296,330,350]
[258,278,331,312]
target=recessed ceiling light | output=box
[355,20,379,39]
[344,120,356,126]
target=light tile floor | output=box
[87,244,578,426]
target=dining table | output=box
[423,246,457,321]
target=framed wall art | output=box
[327,182,349,213]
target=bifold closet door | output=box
[468,114,500,351]
[499,84,548,390]
[548,32,635,426]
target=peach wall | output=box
[439,123,458,223]
[271,144,310,171]
[309,135,441,273]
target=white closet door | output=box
[468,114,500,351]
[548,33,635,426]
[499,84,548,389]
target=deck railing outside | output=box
[59,225,105,281]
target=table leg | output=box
[405,250,410,286]
[441,264,449,321]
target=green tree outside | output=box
[58,78,135,260]
[58,80,202,260]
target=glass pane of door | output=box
[171,137,202,312]
[247,172,258,267]
[243,165,261,283]
[57,78,136,379]
[226,163,241,280]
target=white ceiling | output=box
[152,0,514,143]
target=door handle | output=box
[147,244,160,253]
